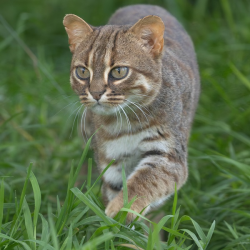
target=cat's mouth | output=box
[79,98,123,115]
[91,102,121,115]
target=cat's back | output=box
[108,4,196,65]
[109,4,200,128]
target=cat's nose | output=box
[91,90,105,101]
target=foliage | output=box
[1,0,250,249]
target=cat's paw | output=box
[105,195,144,224]
[105,196,123,219]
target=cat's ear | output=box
[63,14,93,53]
[130,15,165,57]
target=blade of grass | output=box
[38,214,50,250]
[22,198,35,250]
[122,165,128,206]
[85,159,115,196]
[56,135,93,233]
[224,221,238,239]
[48,205,59,250]
[9,163,32,240]
[190,218,207,244]
[110,240,115,250]
[81,232,113,250]
[0,233,32,250]
[152,215,175,246]
[146,227,153,250]
[229,63,250,91]
[220,0,235,33]
[181,229,204,249]
[120,208,153,224]
[87,158,92,189]
[204,221,215,250]
[118,196,137,225]
[71,187,119,233]
[29,171,41,243]
[56,196,61,217]
[162,226,190,239]
[171,184,178,228]
[71,207,89,226]
[0,179,4,233]
[65,224,73,250]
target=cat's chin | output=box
[90,103,116,116]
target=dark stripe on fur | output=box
[142,136,161,142]
[85,29,101,66]
[157,129,167,139]
[143,150,164,158]
[144,163,156,168]
[110,30,120,66]
[109,182,122,192]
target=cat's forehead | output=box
[72,25,137,70]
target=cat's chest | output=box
[96,127,160,167]
[103,133,145,160]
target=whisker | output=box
[117,106,123,136]
[114,107,119,133]
[61,94,78,100]
[130,99,154,117]
[132,93,150,97]
[81,108,87,144]
[77,105,82,140]
[124,99,150,123]
[118,104,131,136]
[53,100,79,117]
[83,107,88,141]
[131,100,153,115]
[123,101,143,130]
[69,105,82,139]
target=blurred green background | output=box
[1,0,250,248]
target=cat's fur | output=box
[63,4,200,223]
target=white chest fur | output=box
[102,129,158,185]
[104,129,158,159]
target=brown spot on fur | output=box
[166,152,177,162]
[152,181,158,188]
[148,188,154,197]
[161,167,179,185]
[129,185,136,194]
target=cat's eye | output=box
[75,66,90,80]
[110,67,128,80]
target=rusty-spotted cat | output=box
[63,4,200,223]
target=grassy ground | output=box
[1,0,250,249]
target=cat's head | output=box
[63,14,165,115]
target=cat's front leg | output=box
[105,150,188,224]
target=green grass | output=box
[1,0,250,249]
[0,141,215,249]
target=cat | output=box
[63,4,200,223]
